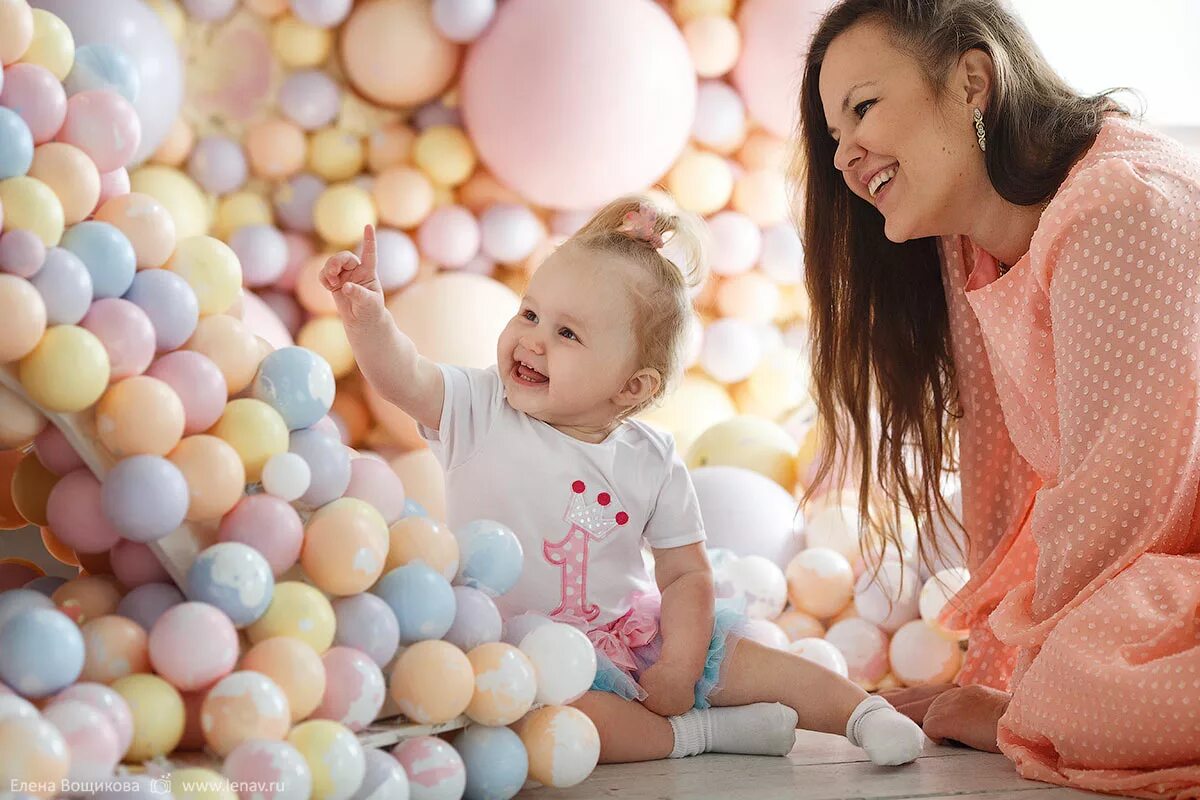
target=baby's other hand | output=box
[638,660,696,717]
[322,225,385,326]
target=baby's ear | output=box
[614,368,662,410]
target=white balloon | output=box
[918,567,971,641]
[261,452,312,502]
[692,466,803,567]
[519,622,597,706]
[479,203,545,264]
[722,555,787,620]
[889,620,962,686]
[823,618,889,689]
[502,612,552,647]
[759,223,804,285]
[691,80,746,150]
[707,211,761,277]
[700,318,762,384]
[432,0,497,43]
[803,505,863,567]
[788,637,849,678]
[0,694,39,722]
[741,618,789,650]
[854,561,921,633]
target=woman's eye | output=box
[559,328,578,342]
[854,99,877,118]
[522,310,537,322]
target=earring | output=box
[973,107,987,152]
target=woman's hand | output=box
[882,683,1009,753]
[879,683,957,724]
[638,659,697,717]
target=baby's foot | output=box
[669,702,799,758]
[846,695,925,766]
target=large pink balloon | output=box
[460,0,696,210]
[241,290,294,351]
[32,0,184,165]
[731,0,832,138]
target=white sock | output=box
[845,695,925,766]
[668,703,798,758]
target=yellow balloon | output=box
[0,176,65,246]
[19,9,73,79]
[637,373,735,454]
[287,721,362,800]
[666,150,734,215]
[213,190,273,241]
[210,398,288,482]
[296,316,354,378]
[272,13,332,68]
[308,128,365,183]
[111,673,185,762]
[167,236,242,316]
[313,183,376,249]
[166,768,237,800]
[413,125,476,187]
[246,581,336,652]
[19,325,109,412]
[686,415,799,489]
[673,0,734,21]
[144,0,186,41]
[130,166,212,239]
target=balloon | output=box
[218,494,303,576]
[278,69,340,130]
[61,220,136,298]
[889,619,963,686]
[52,681,134,758]
[80,296,155,378]
[224,741,313,800]
[32,424,84,475]
[167,235,241,315]
[301,498,388,597]
[313,183,375,249]
[683,14,740,78]
[350,748,408,800]
[665,149,733,215]
[260,451,311,502]
[252,346,335,431]
[392,737,464,800]
[21,9,74,80]
[0,607,85,697]
[0,0,35,67]
[246,581,335,652]
[243,289,295,349]
[412,124,475,187]
[78,614,150,683]
[64,42,139,103]
[454,724,528,800]
[372,166,433,229]
[0,715,70,792]
[331,593,399,669]
[519,706,599,788]
[123,268,198,352]
[432,0,496,43]
[692,80,746,151]
[854,561,921,634]
[0,272,46,362]
[19,324,109,411]
[130,165,210,239]
[687,416,798,490]
[518,622,596,706]
[288,427,350,507]
[286,720,365,800]
[109,539,170,589]
[211,398,289,482]
[57,89,141,173]
[185,313,261,394]
[29,142,99,225]
[308,127,363,183]
[691,465,802,566]
[187,135,247,195]
[148,602,239,691]
[310,646,384,732]
[788,637,849,678]
[28,246,90,323]
[389,640,473,725]
[273,172,324,233]
[460,0,695,209]
[200,671,290,757]
[271,13,333,70]
[0,174,64,246]
[231,224,288,288]
[731,0,825,138]
[95,374,186,458]
[0,63,66,143]
[115,581,184,631]
[785,547,855,618]
[339,0,460,108]
[918,567,971,641]
[101,454,189,542]
[760,222,804,285]
[417,204,479,268]
[0,228,46,277]
[0,106,34,178]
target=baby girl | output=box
[322,196,924,766]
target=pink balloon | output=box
[460,0,696,210]
[97,167,130,205]
[46,469,123,554]
[0,228,47,277]
[732,0,829,138]
[148,602,239,692]
[216,494,304,578]
[417,205,480,269]
[51,683,134,758]
[0,63,67,143]
[145,350,228,435]
[257,289,303,337]
[33,424,86,476]
[344,457,406,524]
[57,89,142,173]
[241,290,294,351]
[80,297,156,379]
[110,539,170,589]
[275,232,312,291]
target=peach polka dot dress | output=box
[938,116,1200,797]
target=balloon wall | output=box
[0,0,970,795]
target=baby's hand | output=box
[321,224,385,326]
[638,660,696,717]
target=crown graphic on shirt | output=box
[563,480,630,537]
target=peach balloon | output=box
[0,383,46,449]
[80,615,150,684]
[28,143,100,225]
[385,516,459,580]
[241,636,326,723]
[666,149,734,215]
[389,640,473,725]
[296,315,354,378]
[738,130,788,171]
[888,619,963,687]
[366,123,415,173]
[52,575,123,625]
[460,0,695,210]
[716,272,781,324]
[683,15,740,78]
[168,434,246,521]
[150,117,195,167]
[733,168,788,226]
[295,254,338,315]
[244,117,307,181]
[388,448,446,522]
[0,0,35,66]
[93,192,177,269]
[773,608,824,642]
[95,375,185,458]
[373,166,434,229]
[301,498,389,597]
[200,671,291,756]
[0,272,47,362]
[457,170,524,215]
[785,547,854,619]
[339,0,461,108]
[184,314,261,394]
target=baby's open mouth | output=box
[513,361,549,385]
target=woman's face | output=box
[818,20,986,243]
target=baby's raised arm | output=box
[321,225,445,432]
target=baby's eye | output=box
[522,309,538,323]
[559,327,579,342]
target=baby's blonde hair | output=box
[568,193,709,416]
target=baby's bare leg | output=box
[572,691,674,763]
[708,639,866,734]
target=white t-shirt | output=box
[418,364,706,627]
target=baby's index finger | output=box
[361,224,377,265]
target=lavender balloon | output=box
[332,593,400,668]
[444,586,502,651]
[273,173,325,233]
[187,135,247,195]
[359,228,418,292]
[122,268,199,351]
[278,70,340,130]
[288,428,351,508]
[116,582,184,631]
[288,0,352,28]
[230,224,288,288]
[31,247,93,324]
[101,455,189,542]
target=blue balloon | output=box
[253,346,336,430]
[374,562,456,644]
[403,499,428,518]
[456,519,524,597]
[187,542,275,628]
[288,427,350,508]
[0,608,85,697]
[101,455,190,542]
[30,247,93,324]
[454,725,529,800]
[0,588,55,632]
[123,267,199,351]
[0,107,33,179]
[65,43,141,103]
[61,220,136,298]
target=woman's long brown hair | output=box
[795,0,1126,572]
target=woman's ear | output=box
[959,48,995,111]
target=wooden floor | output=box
[524,730,1100,800]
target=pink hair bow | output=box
[620,203,664,249]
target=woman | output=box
[795,0,1200,796]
